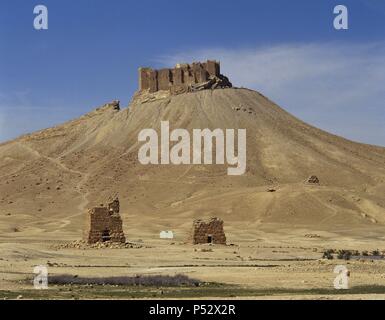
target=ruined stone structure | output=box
[138,60,232,95]
[306,175,320,184]
[108,100,120,111]
[190,217,226,245]
[84,196,126,244]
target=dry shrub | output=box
[49,274,200,287]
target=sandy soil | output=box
[1,88,385,299]
[2,235,385,299]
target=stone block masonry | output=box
[189,217,226,245]
[84,197,126,244]
[138,60,232,95]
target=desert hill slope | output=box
[1,88,385,241]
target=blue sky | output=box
[1,0,384,145]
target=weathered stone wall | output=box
[204,60,220,77]
[157,68,171,91]
[84,198,125,244]
[139,68,158,92]
[107,197,120,214]
[138,60,231,94]
[189,217,226,245]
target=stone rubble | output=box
[53,239,143,250]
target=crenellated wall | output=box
[138,60,230,94]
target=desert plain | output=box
[1,88,385,299]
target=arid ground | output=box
[1,88,385,299]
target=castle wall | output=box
[172,67,183,85]
[157,69,172,91]
[192,62,208,83]
[139,68,150,91]
[204,60,220,77]
[138,60,222,94]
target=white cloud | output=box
[158,42,385,146]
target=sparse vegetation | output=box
[337,250,351,260]
[4,284,385,300]
[372,249,381,256]
[48,274,201,287]
[322,250,334,260]
[322,248,385,260]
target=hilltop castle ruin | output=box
[138,60,232,95]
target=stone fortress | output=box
[138,60,232,95]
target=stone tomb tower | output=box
[190,217,226,245]
[84,197,126,244]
